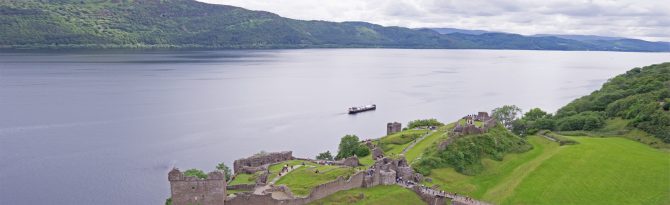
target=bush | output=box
[557,112,605,131]
[663,102,670,111]
[407,119,444,129]
[316,151,334,160]
[184,169,207,179]
[355,145,370,157]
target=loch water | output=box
[0,49,668,204]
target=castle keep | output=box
[387,122,402,135]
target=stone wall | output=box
[168,168,226,205]
[227,184,255,191]
[233,151,293,174]
[412,186,447,205]
[225,171,367,205]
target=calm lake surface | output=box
[0,49,667,204]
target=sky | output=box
[197,0,670,42]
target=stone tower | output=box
[387,122,402,135]
[168,168,226,205]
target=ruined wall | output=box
[226,171,366,205]
[233,151,293,174]
[227,184,255,191]
[412,186,447,205]
[168,169,226,205]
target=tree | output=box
[524,108,549,121]
[216,162,232,181]
[336,135,361,160]
[316,151,334,160]
[492,105,522,129]
[184,169,207,179]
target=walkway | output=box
[401,130,435,155]
[396,179,491,205]
[253,164,303,196]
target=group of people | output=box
[277,164,294,176]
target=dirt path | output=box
[253,165,304,196]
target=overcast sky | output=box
[197,0,670,42]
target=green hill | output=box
[554,63,670,142]
[414,125,533,176]
[423,135,670,205]
[1,0,669,51]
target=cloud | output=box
[197,0,670,41]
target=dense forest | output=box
[1,0,669,51]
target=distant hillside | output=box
[1,0,669,51]
[425,27,495,35]
[532,34,624,41]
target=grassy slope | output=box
[274,163,357,196]
[560,118,670,150]
[228,173,254,185]
[423,136,559,199]
[424,135,670,204]
[405,124,453,163]
[504,136,670,205]
[307,185,426,205]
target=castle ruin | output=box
[387,122,402,135]
[168,168,227,205]
[233,151,293,174]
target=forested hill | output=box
[1,0,669,51]
[554,63,670,142]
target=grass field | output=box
[424,135,670,204]
[404,124,453,163]
[307,185,426,205]
[503,136,670,205]
[274,163,357,196]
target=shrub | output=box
[316,151,334,160]
[184,169,207,179]
[355,145,370,157]
[557,112,605,131]
[407,119,444,129]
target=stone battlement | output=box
[453,112,497,136]
[168,168,226,205]
[233,151,293,174]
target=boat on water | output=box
[348,104,376,114]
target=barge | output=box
[348,104,376,114]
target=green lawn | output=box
[424,135,670,205]
[229,173,255,185]
[381,130,427,146]
[307,185,427,205]
[423,136,558,201]
[267,160,312,180]
[558,118,670,149]
[404,124,453,163]
[274,164,357,196]
[503,136,670,205]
